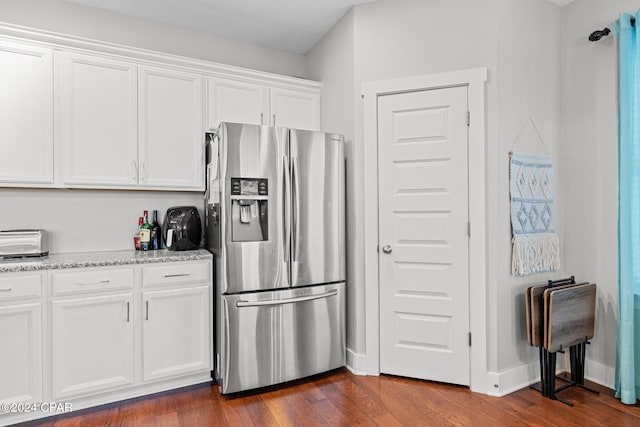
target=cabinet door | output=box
[139,66,204,190]
[207,77,269,129]
[0,303,42,404]
[143,286,211,382]
[57,51,138,187]
[269,87,320,131]
[51,294,134,399]
[0,41,53,186]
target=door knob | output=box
[382,245,392,254]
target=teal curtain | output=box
[613,12,640,405]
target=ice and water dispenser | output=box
[230,178,268,242]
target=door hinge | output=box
[466,111,470,126]
[467,221,471,238]
[469,332,472,347]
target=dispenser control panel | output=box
[231,178,268,196]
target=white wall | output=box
[0,0,306,77]
[495,0,562,373]
[0,189,202,253]
[305,10,361,360]
[560,0,631,388]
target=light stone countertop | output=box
[0,248,212,273]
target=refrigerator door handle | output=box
[283,154,291,262]
[292,156,299,262]
[235,289,337,307]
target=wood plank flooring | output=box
[21,369,640,426]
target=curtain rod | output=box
[589,17,635,42]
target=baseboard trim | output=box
[585,358,615,389]
[346,348,367,376]
[486,361,540,397]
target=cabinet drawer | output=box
[142,261,210,288]
[51,267,134,296]
[0,273,42,301]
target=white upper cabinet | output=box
[57,56,204,191]
[0,40,53,186]
[208,77,268,129]
[139,66,205,190]
[207,77,320,131]
[0,31,321,190]
[57,52,138,187]
[270,87,320,131]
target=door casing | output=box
[361,68,489,393]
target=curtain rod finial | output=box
[589,28,611,42]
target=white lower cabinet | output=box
[0,303,43,404]
[51,293,134,399]
[0,273,43,407]
[0,258,212,425]
[143,285,211,381]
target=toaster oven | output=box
[0,229,49,258]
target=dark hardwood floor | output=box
[22,369,640,426]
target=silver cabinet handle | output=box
[236,289,337,308]
[145,300,149,320]
[272,113,276,126]
[77,279,111,286]
[132,161,137,182]
[0,288,12,292]
[260,112,264,125]
[140,162,146,182]
[283,154,291,262]
[126,301,130,322]
[382,245,392,254]
[163,273,190,278]
[291,156,299,262]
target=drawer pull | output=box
[77,279,111,286]
[126,302,130,322]
[0,288,12,292]
[163,273,190,278]
[146,301,149,320]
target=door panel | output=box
[218,283,345,394]
[378,86,470,386]
[0,41,53,185]
[289,130,345,287]
[0,303,42,404]
[57,52,138,186]
[269,88,320,131]
[142,286,211,382]
[208,77,269,128]
[138,65,204,189]
[51,294,134,399]
[219,123,289,294]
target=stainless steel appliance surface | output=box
[0,229,49,258]
[205,123,346,394]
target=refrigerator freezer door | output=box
[217,283,345,394]
[289,130,345,287]
[218,123,290,294]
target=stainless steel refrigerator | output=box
[205,122,345,394]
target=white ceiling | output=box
[547,0,575,6]
[61,0,575,54]
[62,0,375,54]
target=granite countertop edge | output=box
[0,249,213,273]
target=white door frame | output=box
[361,68,489,393]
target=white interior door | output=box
[378,85,470,386]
